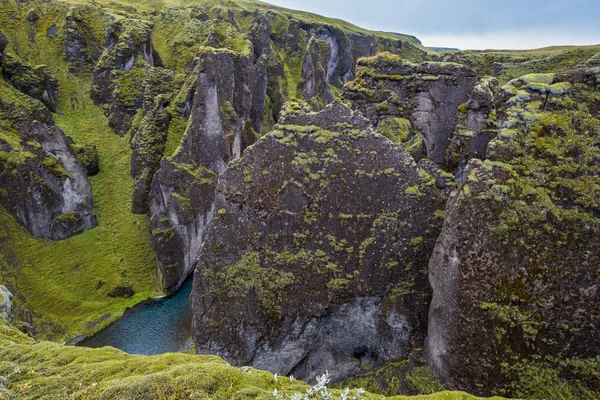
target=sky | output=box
[262,0,600,50]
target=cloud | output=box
[263,0,600,50]
[418,30,600,50]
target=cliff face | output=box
[191,101,444,381]
[0,0,599,398]
[425,69,600,397]
[0,33,96,240]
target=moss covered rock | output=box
[0,76,96,240]
[343,54,478,166]
[425,68,600,398]
[191,101,445,382]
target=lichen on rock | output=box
[191,101,445,382]
[425,68,600,398]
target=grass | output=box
[0,318,507,400]
[0,0,161,342]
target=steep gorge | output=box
[0,0,598,399]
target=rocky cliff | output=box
[426,69,600,398]
[0,32,96,240]
[191,101,444,381]
[0,0,599,398]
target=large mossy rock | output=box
[0,75,96,240]
[343,53,478,166]
[425,69,600,398]
[191,101,445,382]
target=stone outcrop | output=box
[91,16,163,135]
[1,56,59,112]
[425,70,600,396]
[0,286,12,321]
[0,72,96,240]
[148,46,262,292]
[343,54,478,167]
[191,102,444,382]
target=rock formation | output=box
[426,70,600,396]
[343,53,479,166]
[148,46,261,292]
[91,16,163,135]
[191,101,444,382]
[0,42,96,240]
[0,286,12,321]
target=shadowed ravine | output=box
[77,277,193,355]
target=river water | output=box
[77,277,193,355]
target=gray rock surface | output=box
[343,55,478,167]
[191,101,445,382]
[0,286,12,321]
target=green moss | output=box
[0,317,505,399]
[410,237,424,246]
[0,54,160,341]
[209,252,295,317]
[379,118,412,144]
[404,185,422,196]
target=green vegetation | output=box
[0,318,506,399]
[436,45,600,83]
[0,0,161,342]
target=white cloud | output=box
[417,30,600,51]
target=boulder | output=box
[191,101,445,382]
[425,70,600,396]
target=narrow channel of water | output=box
[77,277,193,355]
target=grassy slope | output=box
[0,319,505,400]
[0,0,161,342]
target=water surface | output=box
[77,277,193,355]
